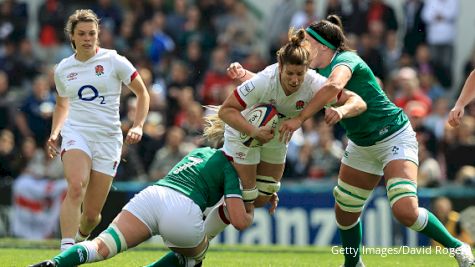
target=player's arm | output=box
[279,65,352,140]
[299,65,352,122]
[218,91,273,144]
[125,74,150,144]
[224,197,254,230]
[332,89,366,117]
[47,96,69,158]
[227,62,256,84]
[448,70,475,127]
[324,89,366,126]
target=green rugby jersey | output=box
[156,147,242,211]
[316,51,408,146]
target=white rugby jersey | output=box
[224,63,327,147]
[54,48,137,142]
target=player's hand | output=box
[448,105,464,128]
[268,193,279,215]
[126,126,143,144]
[279,117,303,143]
[226,62,245,80]
[252,124,274,144]
[324,107,343,126]
[47,134,60,159]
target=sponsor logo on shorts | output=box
[113,161,118,170]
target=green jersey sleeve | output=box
[223,163,243,199]
[156,147,243,211]
[317,51,408,146]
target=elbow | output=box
[326,82,345,95]
[360,101,367,113]
[231,218,252,231]
[229,211,253,231]
[218,106,229,121]
[137,88,150,103]
[217,106,225,119]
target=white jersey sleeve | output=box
[112,53,137,85]
[54,66,67,97]
[234,64,275,108]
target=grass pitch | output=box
[0,239,468,267]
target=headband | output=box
[306,27,336,50]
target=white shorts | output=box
[341,123,419,176]
[61,125,122,177]
[123,185,205,248]
[223,138,287,165]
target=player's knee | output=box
[333,179,372,213]
[96,224,127,259]
[66,181,86,201]
[386,178,417,207]
[386,178,419,226]
[256,175,280,196]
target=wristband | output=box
[237,70,247,79]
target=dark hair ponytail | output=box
[326,15,344,32]
[307,14,353,52]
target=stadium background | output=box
[0,0,474,248]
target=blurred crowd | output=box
[0,0,474,189]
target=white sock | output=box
[82,241,104,263]
[75,230,90,242]
[60,238,75,251]
[204,204,230,240]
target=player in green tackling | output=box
[30,115,256,267]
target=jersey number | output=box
[78,85,106,104]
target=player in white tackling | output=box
[47,9,150,251]
[201,28,367,240]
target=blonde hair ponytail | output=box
[203,106,225,148]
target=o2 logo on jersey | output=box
[78,85,106,104]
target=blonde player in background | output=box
[448,70,475,127]
[47,9,149,251]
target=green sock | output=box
[53,244,88,267]
[420,211,462,248]
[145,251,182,267]
[339,220,362,267]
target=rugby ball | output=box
[240,104,279,147]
